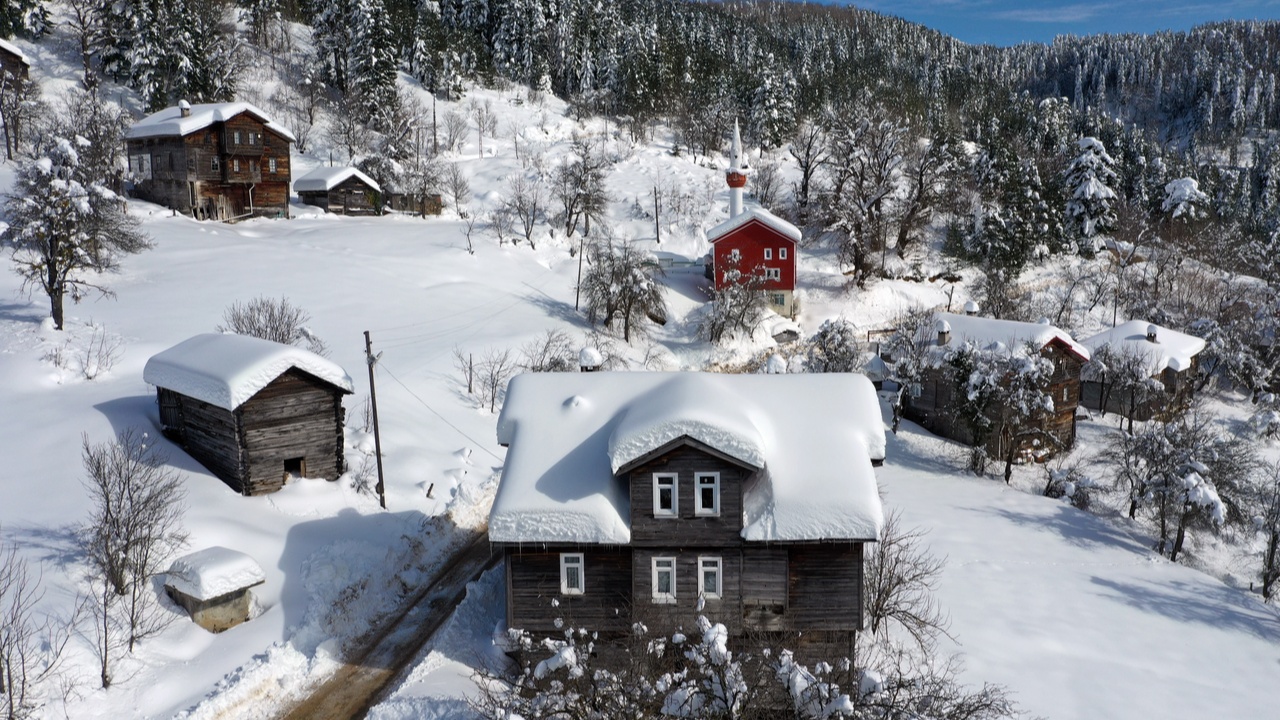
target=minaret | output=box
[726,120,748,219]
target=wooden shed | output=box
[0,38,30,83]
[164,546,266,633]
[144,333,354,495]
[295,166,382,215]
[1080,320,1206,421]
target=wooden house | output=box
[707,124,800,318]
[125,101,294,221]
[143,333,354,495]
[489,372,885,661]
[1080,320,1206,421]
[295,166,382,215]
[164,546,265,633]
[903,313,1090,460]
[0,38,30,83]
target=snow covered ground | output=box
[1,23,1278,720]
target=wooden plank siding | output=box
[627,444,750,547]
[787,543,863,631]
[157,388,248,493]
[505,546,631,635]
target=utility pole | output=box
[575,216,590,310]
[432,94,439,156]
[363,331,387,510]
[654,186,661,244]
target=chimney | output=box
[579,346,603,373]
[179,99,191,118]
[936,319,951,346]
[1146,324,1158,343]
[963,300,980,316]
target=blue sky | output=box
[849,1,1280,46]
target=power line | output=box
[376,360,505,463]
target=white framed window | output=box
[211,157,220,172]
[233,130,242,144]
[764,267,781,281]
[268,157,277,174]
[698,556,722,599]
[652,556,676,603]
[560,553,584,595]
[764,248,773,260]
[1062,386,1068,402]
[695,473,720,516]
[780,247,788,260]
[653,473,678,517]
[770,293,786,306]
[233,158,241,172]
[249,132,258,145]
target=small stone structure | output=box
[165,546,266,633]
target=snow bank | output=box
[490,372,885,544]
[166,547,266,601]
[126,102,297,142]
[144,333,354,411]
[294,166,382,194]
[1080,320,1206,374]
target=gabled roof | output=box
[708,207,801,244]
[0,38,29,65]
[144,333,353,411]
[294,166,381,194]
[126,102,297,142]
[928,313,1090,362]
[1081,320,1205,375]
[490,372,885,545]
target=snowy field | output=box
[1,25,1279,720]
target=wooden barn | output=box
[143,333,354,495]
[489,372,885,661]
[295,166,382,215]
[125,101,294,221]
[706,123,800,318]
[1080,320,1206,421]
[0,38,30,83]
[903,312,1090,460]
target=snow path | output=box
[881,419,1280,719]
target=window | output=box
[560,553,584,595]
[780,247,788,260]
[770,293,786,306]
[764,267,781,281]
[695,473,720,516]
[233,130,242,144]
[652,557,676,603]
[268,157,277,174]
[249,132,257,145]
[211,157,220,172]
[250,160,259,174]
[764,248,773,260]
[167,152,174,171]
[233,159,241,172]
[1062,386,1068,402]
[653,473,677,517]
[698,557,722,599]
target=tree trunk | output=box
[50,288,64,331]
[1169,506,1190,562]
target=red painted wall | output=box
[711,219,797,292]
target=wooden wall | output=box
[627,444,750,547]
[157,387,248,493]
[505,545,631,635]
[239,368,346,495]
[299,177,381,215]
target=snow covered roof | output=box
[126,102,297,142]
[1081,320,1206,375]
[294,166,381,194]
[165,546,265,601]
[144,333,354,411]
[490,372,885,545]
[0,38,29,65]
[927,313,1090,361]
[707,207,801,244]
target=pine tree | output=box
[0,0,47,39]
[351,0,399,122]
[1064,136,1119,255]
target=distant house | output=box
[144,333,353,495]
[490,372,885,660]
[903,312,1090,460]
[1080,321,1206,421]
[125,101,294,221]
[707,122,800,318]
[0,38,30,83]
[295,166,382,215]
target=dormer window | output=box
[560,553,584,595]
[653,473,677,517]
[695,473,719,516]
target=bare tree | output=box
[551,134,611,237]
[325,93,373,162]
[893,135,956,258]
[476,348,516,413]
[1,534,75,719]
[749,152,783,212]
[1255,463,1280,603]
[217,296,329,356]
[0,72,42,161]
[700,256,768,344]
[80,430,187,686]
[581,236,667,343]
[487,206,515,246]
[444,162,471,216]
[863,510,950,652]
[468,99,498,157]
[503,175,546,248]
[441,110,469,153]
[519,329,576,372]
[788,120,827,224]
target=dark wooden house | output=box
[903,313,1090,460]
[1080,320,1206,421]
[0,38,30,83]
[489,372,886,661]
[295,166,382,215]
[126,101,294,221]
[144,333,354,495]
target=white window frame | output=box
[233,130,242,145]
[653,473,678,517]
[268,157,277,174]
[560,553,584,595]
[780,247,788,260]
[695,472,720,517]
[698,556,722,599]
[232,158,241,173]
[652,556,676,603]
[764,248,773,260]
[764,267,781,281]
[249,132,258,145]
